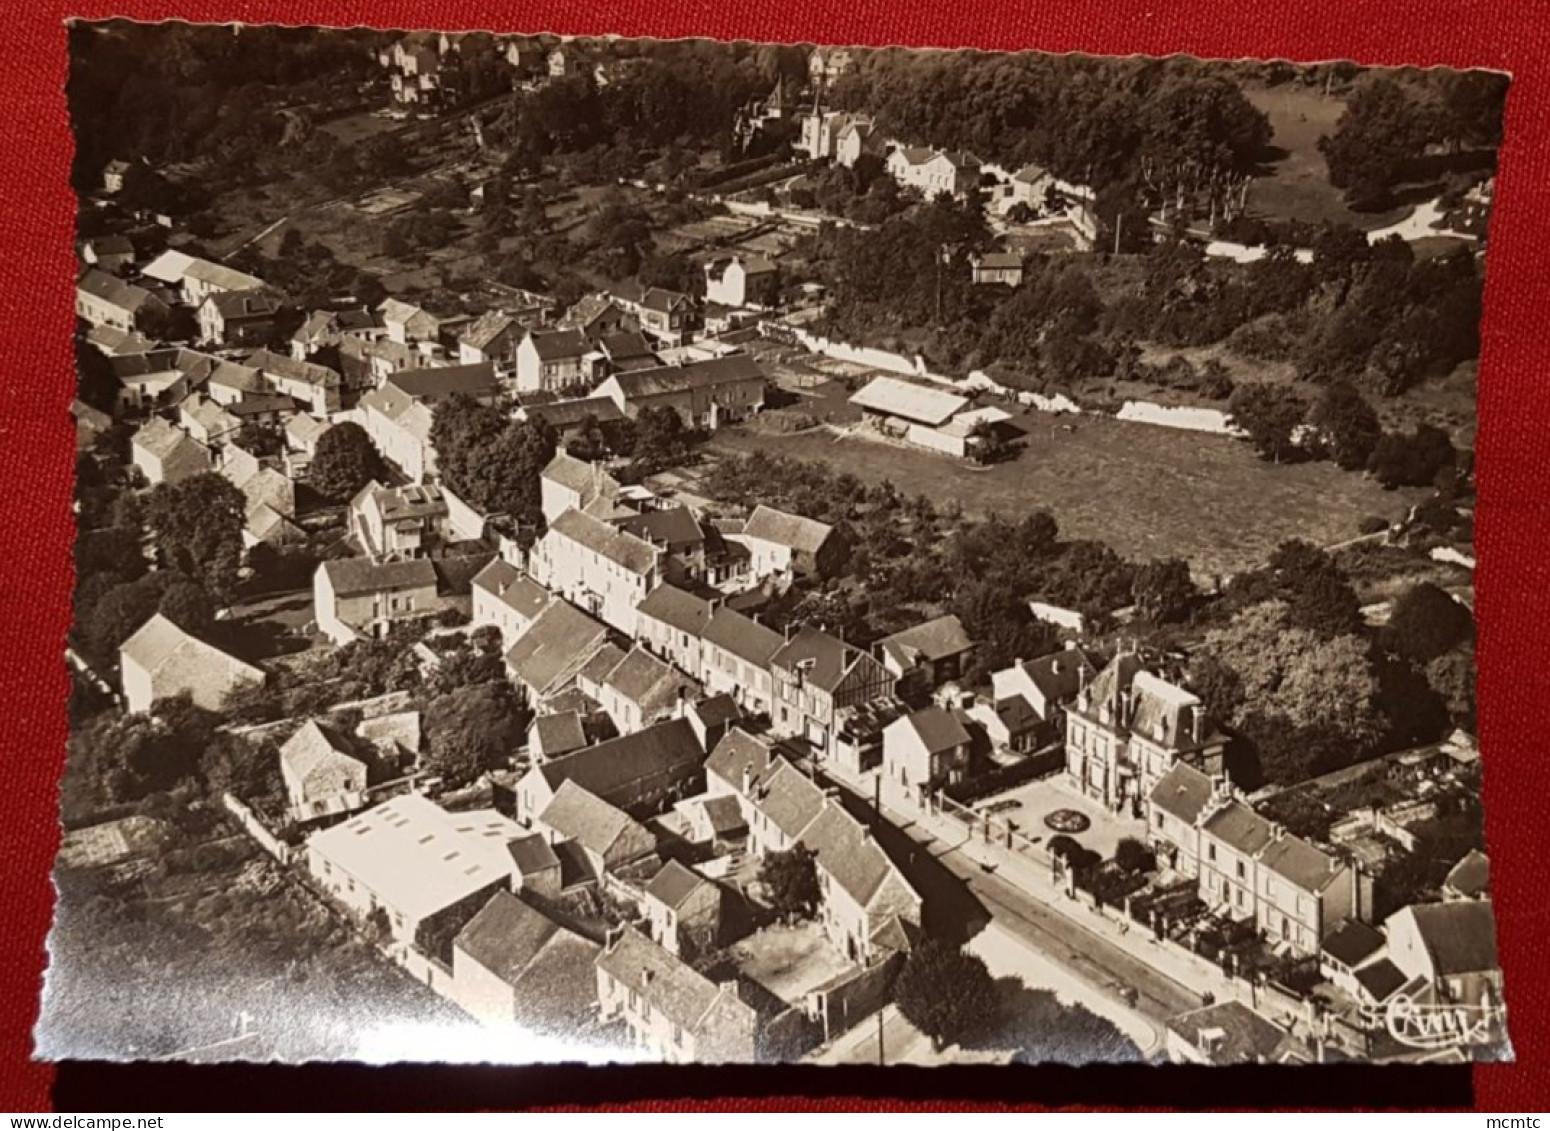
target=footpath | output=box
[817,760,1247,1014]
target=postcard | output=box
[42,19,1508,1067]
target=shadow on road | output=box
[823,782,991,947]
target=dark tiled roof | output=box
[508,833,561,876]
[879,614,973,667]
[742,505,833,555]
[747,759,826,840]
[540,779,646,859]
[526,328,590,361]
[1259,833,1342,893]
[1201,799,1275,856]
[1443,849,1490,899]
[636,584,714,636]
[1321,920,1386,969]
[504,602,609,696]
[801,801,906,909]
[531,711,587,757]
[525,396,626,429]
[1355,958,1408,1003]
[645,858,709,910]
[899,707,971,754]
[613,506,704,550]
[321,556,437,598]
[548,509,660,576]
[1148,762,1215,826]
[534,718,704,806]
[1018,648,1099,706]
[702,607,783,668]
[771,626,860,693]
[705,728,774,790]
[385,361,498,401]
[1398,901,1500,977]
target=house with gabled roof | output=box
[503,717,706,825]
[350,480,449,562]
[558,292,635,341]
[507,833,563,899]
[471,558,553,646]
[700,606,784,716]
[1009,163,1055,209]
[1382,900,1503,1008]
[314,557,439,645]
[596,927,759,1064]
[642,859,723,958]
[635,583,714,678]
[596,330,658,375]
[378,297,442,345]
[528,711,587,762]
[502,599,610,706]
[279,719,369,815]
[593,354,766,430]
[198,290,283,348]
[538,779,658,883]
[516,328,591,394]
[130,417,210,486]
[598,646,697,736]
[703,255,779,310]
[245,348,343,415]
[970,250,1026,287]
[119,613,265,715]
[85,324,156,358]
[1147,761,1214,876]
[990,646,1099,735]
[458,310,523,373]
[876,614,974,696]
[770,626,895,761]
[609,283,695,343]
[742,757,828,856]
[734,504,845,581]
[539,450,623,526]
[450,890,601,1032]
[177,393,242,448]
[76,267,168,333]
[801,800,923,964]
[1443,848,1490,902]
[143,250,266,306]
[529,508,662,635]
[885,146,981,198]
[705,728,777,801]
[80,234,135,273]
[881,706,972,800]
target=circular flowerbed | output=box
[1044,809,1091,834]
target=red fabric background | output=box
[6,0,1547,1112]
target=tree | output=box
[1267,540,1364,639]
[1385,582,1474,663]
[143,473,246,597]
[1307,381,1382,470]
[758,844,820,920]
[1130,558,1197,625]
[430,396,557,522]
[1229,382,1307,463]
[309,421,387,502]
[76,337,120,412]
[1114,837,1154,874]
[422,681,528,788]
[1370,424,1456,489]
[1200,600,1384,783]
[1426,648,1476,731]
[1319,76,1431,207]
[892,939,1000,1051]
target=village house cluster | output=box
[64,32,1498,1068]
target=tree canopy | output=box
[143,473,247,599]
[758,844,820,920]
[893,939,1001,1051]
[309,421,388,503]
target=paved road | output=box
[817,770,1201,1030]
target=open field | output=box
[1242,84,1407,231]
[708,415,1424,579]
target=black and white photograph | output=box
[47,20,1508,1068]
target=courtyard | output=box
[976,774,1145,863]
[730,921,856,1005]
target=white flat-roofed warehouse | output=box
[849,376,1008,458]
[305,793,525,946]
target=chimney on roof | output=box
[741,765,753,796]
[641,967,654,985]
[1192,706,1205,746]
